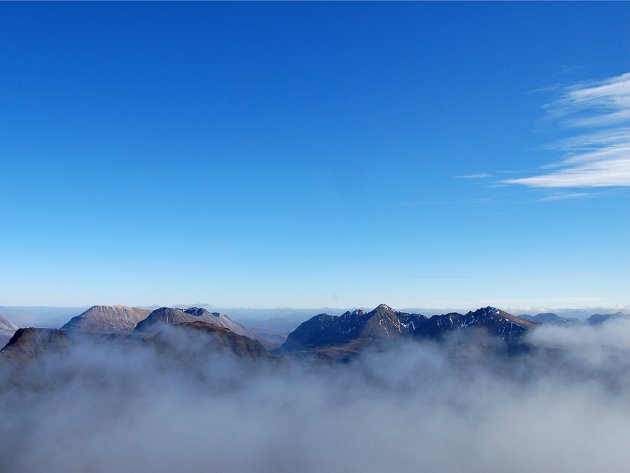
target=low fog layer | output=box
[2,320,630,473]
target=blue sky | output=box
[1,2,629,310]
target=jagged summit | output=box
[465,306,537,327]
[181,307,224,318]
[471,306,499,315]
[340,308,365,317]
[281,303,414,352]
[374,303,396,313]
[135,307,252,337]
[280,303,535,356]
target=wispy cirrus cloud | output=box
[505,72,630,188]
[538,192,591,202]
[455,172,493,179]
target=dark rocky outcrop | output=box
[0,327,70,364]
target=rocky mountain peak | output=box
[61,305,151,335]
[183,307,222,318]
[471,306,500,316]
[372,304,396,315]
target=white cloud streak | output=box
[538,192,590,202]
[505,73,630,188]
[456,172,493,179]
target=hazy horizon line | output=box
[2,302,629,315]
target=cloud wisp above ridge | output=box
[505,72,630,188]
[455,173,493,179]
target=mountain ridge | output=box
[134,306,253,338]
[280,304,537,357]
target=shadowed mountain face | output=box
[280,304,406,351]
[61,305,151,334]
[149,321,268,360]
[1,321,267,369]
[0,327,70,364]
[134,307,252,337]
[280,304,537,357]
[417,307,537,341]
[0,314,19,348]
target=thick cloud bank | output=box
[2,321,630,473]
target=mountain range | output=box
[278,304,537,360]
[1,304,629,366]
[0,305,264,367]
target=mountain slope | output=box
[61,305,151,334]
[181,307,253,337]
[149,321,268,360]
[0,327,70,364]
[134,307,252,337]
[0,314,19,349]
[281,304,418,351]
[415,307,537,341]
[586,312,628,325]
[518,312,578,325]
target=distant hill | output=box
[586,312,628,325]
[517,312,578,325]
